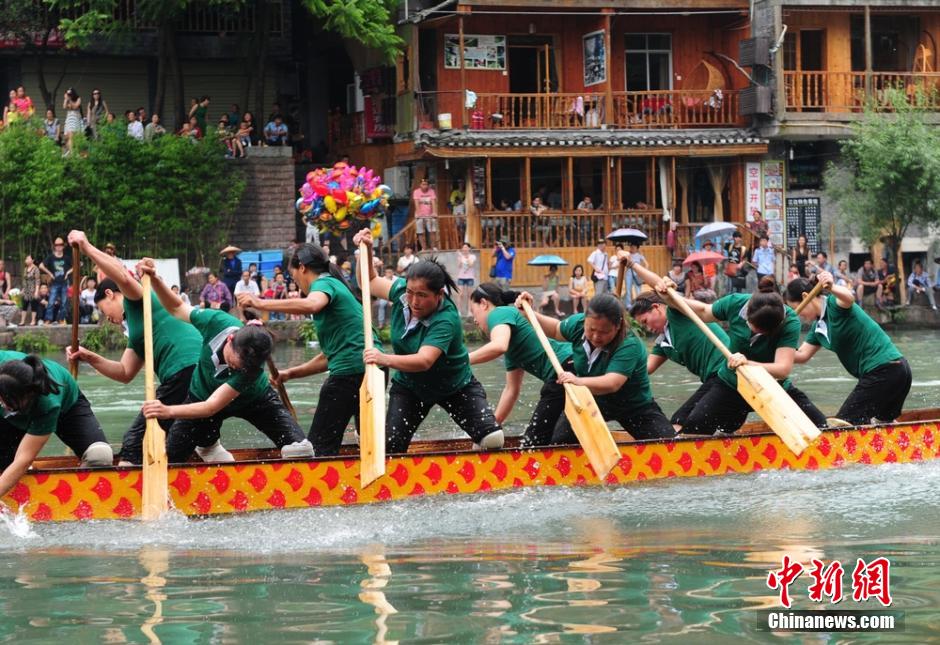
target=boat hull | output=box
[5,417,938,522]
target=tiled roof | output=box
[413,128,767,148]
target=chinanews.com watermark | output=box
[757,556,904,633]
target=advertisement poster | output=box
[762,160,785,246]
[444,34,506,70]
[583,30,607,86]
[745,162,762,222]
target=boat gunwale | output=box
[25,408,940,475]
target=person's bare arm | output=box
[469,324,511,365]
[514,292,564,341]
[66,347,143,384]
[680,297,718,323]
[365,345,442,372]
[68,230,142,299]
[274,353,329,385]
[137,259,193,323]
[647,354,668,375]
[494,369,523,425]
[143,384,240,420]
[0,434,49,504]
[794,342,821,365]
[239,290,327,315]
[557,371,627,395]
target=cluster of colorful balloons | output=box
[296,162,391,234]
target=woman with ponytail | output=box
[518,292,675,442]
[0,352,112,508]
[353,229,503,454]
[137,259,312,464]
[644,263,827,434]
[236,243,383,456]
[786,271,910,425]
[468,282,574,446]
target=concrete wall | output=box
[229,148,299,250]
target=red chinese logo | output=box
[767,556,892,608]
[851,557,893,606]
[766,555,805,608]
[807,558,844,604]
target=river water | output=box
[1,330,938,642]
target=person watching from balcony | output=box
[577,196,594,212]
[530,196,550,243]
[448,179,465,211]
[264,115,289,146]
[412,178,439,251]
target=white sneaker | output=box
[281,439,315,459]
[81,442,114,467]
[195,440,235,463]
[472,430,505,451]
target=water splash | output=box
[0,506,38,540]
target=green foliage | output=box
[824,89,940,255]
[298,320,318,344]
[81,323,128,352]
[13,332,54,354]
[301,0,403,62]
[0,117,244,267]
[376,325,391,345]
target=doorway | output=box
[508,36,557,94]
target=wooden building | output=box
[379,0,770,283]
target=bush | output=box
[82,323,128,352]
[298,320,318,344]
[13,333,54,354]
[0,117,245,269]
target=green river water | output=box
[0,330,939,643]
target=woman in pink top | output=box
[412,178,438,251]
[13,86,34,117]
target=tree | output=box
[824,89,940,301]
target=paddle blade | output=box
[359,365,386,488]
[563,384,621,479]
[141,418,169,520]
[736,364,821,455]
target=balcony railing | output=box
[784,71,940,112]
[479,210,666,248]
[423,90,742,131]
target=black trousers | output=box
[836,358,912,425]
[520,358,574,448]
[120,365,195,465]
[0,393,107,470]
[677,378,827,435]
[308,369,389,457]
[552,398,675,444]
[386,377,500,454]
[165,386,305,463]
[672,375,729,435]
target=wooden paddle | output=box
[793,280,826,315]
[358,242,386,488]
[520,300,621,479]
[267,357,297,421]
[140,274,168,520]
[615,257,626,298]
[69,243,81,379]
[662,287,820,455]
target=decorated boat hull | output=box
[5,411,939,522]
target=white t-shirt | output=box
[397,254,420,274]
[233,280,261,297]
[128,121,144,140]
[80,288,97,308]
[588,249,609,280]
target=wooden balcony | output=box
[784,71,940,113]
[478,210,667,248]
[451,90,743,131]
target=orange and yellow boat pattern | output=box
[4,419,939,522]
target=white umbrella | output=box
[695,222,738,239]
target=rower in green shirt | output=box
[65,231,223,465]
[520,291,675,442]
[668,276,827,434]
[786,271,910,425]
[468,283,574,446]
[236,243,383,456]
[354,229,503,454]
[137,259,312,463]
[0,351,112,511]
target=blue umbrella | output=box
[528,255,568,266]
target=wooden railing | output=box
[610,90,741,128]
[378,215,465,260]
[784,71,940,112]
[479,210,666,248]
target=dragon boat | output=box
[4,409,938,522]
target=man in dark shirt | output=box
[39,237,72,324]
[878,258,898,307]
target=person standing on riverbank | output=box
[787,271,911,425]
[65,231,231,465]
[138,259,313,463]
[39,238,72,324]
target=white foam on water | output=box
[0,506,38,540]
[4,460,938,556]
[912,380,940,388]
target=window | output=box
[625,34,672,91]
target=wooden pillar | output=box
[485,157,493,211]
[616,158,623,209]
[604,156,613,235]
[524,157,531,207]
[603,11,614,126]
[567,157,574,210]
[864,6,873,97]
[458,15,467,128]
[467,165,481,248]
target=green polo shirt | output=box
[388,278,471,400]
[711,293,800,390]
[188,309,269,408]
[804,294,902,378]
[310,275,381,376]
[0,350,78,436]
[487,306,572,383]
[558,313,653,411]
[652,308,729,382]
[124,293,202,382]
